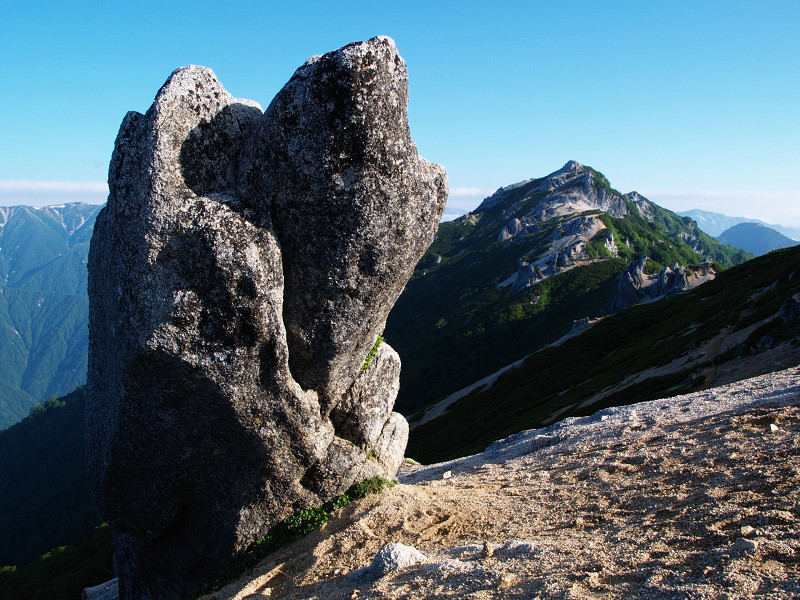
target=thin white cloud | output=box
[639,189,800,200]
[0,180,108,206]
[448,187,496,198]
[639,189,800,227]
[0,180,108,192]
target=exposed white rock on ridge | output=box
[608,256,716,313]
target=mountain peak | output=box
[557,159,584,174]
[476,161,590,212]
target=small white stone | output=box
[442,470,452,479]
[368,543,428,577]
[770,423,779,432]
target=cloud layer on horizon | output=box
[2,180,798,229]
[641,189,800,227]
[0,180,108,207]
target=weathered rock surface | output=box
[240,36,447,403]
[87,36,445,600]
[780,295,800,324]
[350,542,428,580]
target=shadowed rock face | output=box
[87,36,446,600]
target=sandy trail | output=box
[202,367,800,600]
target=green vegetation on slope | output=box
[0,388,99,567]
[0,286,89,428]
[387,256,627,414]
[407,246,800,463]
[0,203,100,429]
[386,165,751,415]
[0,524,113,600]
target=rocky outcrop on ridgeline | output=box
[608,256,716,313]
[86,36,446,600]
[625,191,654,221]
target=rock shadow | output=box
[109,348,276,600]
[104,218,288,599]
[179,102,263,202]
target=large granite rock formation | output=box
[87,36,446,600]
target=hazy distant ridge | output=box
[679,208,800,241]
[716,222,799,256]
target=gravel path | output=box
[199,366,800,599]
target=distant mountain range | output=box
[440,207,469,222]
[679,208,800,241]
[716,222,799,257]
[0,202,102,428]
[385,161,752,415]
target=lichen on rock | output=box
[86,36,446,600]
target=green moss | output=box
[234,477,395,573]
[360,335,384,374]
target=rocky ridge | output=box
[486,162,730,297]
[384,160,752,415]
[87,36,446,600]
[608,255,717,313]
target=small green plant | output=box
[360,335,384,374]
[351,476,395,497]
[234,476,395,573]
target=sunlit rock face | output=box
[87,36,446,600]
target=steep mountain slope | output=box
[0,389,99,568]
[680,208,800,241]
[0,203,100,295]
[717,222,799,256]
[407,245,800,463]
[0,203,101,428]
[385,162,751,414]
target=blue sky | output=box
[2,0,799,224]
